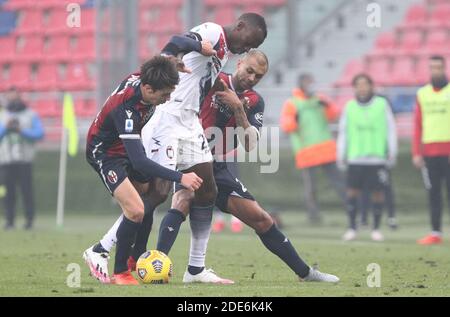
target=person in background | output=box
[413,55,450,245]
[338,74,397,242]
[280,73,346,224]
[0,87,44,230]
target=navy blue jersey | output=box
[86,73,155,159]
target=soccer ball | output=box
[136,250,173,284]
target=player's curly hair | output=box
[140,56,179,90]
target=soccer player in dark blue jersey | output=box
[84,56,204,285]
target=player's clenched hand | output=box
[215,79,243,112]
[180,172,203,191]
[200,41,216,56]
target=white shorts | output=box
[141,108,213,171]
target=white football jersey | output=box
[161,22,230,115]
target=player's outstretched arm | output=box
[122,137,202,191]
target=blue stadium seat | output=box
[0,11,17,36]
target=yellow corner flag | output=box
[62,93,79,157]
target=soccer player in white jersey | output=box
[84,13,267,284]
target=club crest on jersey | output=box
[107,170,118,184]
[166,146,175,159]
[125,119,134,133]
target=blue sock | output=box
[156,209,185,254]
[258,224,310,278]
[114,216,140,274]
[131,200,156,261]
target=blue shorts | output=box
[87,154,149,195]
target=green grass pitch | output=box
[1,212,449,297]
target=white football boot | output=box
[342,229,357,241]
[83,245,111,284]
[302,267,340,283]
[183,268,234,284]
[371,230,384,242]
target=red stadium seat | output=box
[371,32,397,57]
[398,29,423,55]
[15,36,44,62]
[334,59,365,87]
[8,63,32,90]
[390,57,417,86]
[429,4,450,27]
[44,35,72,61]
[74,98,97,118]
[424,29,450,55]
[31,98,61,118]
[33,63,60,91]
[0,37,17,62]
[367,57,391,86]
[15,9,43,35]
[62,63,94,90]
[401,4,428,27]
[212,6,236,25]
[74,34,95,61]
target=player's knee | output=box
[253,211,274,234]
[123,201,145,222]
[172,190,194,216]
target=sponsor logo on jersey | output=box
[125,119,133,133]
[125,110,133,119]
[107,170,118,184]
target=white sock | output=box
[188,205,213,268]
[99,214,123,252]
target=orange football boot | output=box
[417,234,442,245]
[112,271,139,285]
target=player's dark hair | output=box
[352,73,373,87]
[238,13,267,40]
[429,55,446,65]
[140,56,179,90]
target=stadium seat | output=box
[15,36,44,62]
[390,57,417,86]
[0,11,17,36]
[367,57,391,86]
[429,4,450,27]
[33,63,60,91]
[424,29,450,55]
[74,34,95,61]
[8,63,32,90]
[31,98,61,118]
[62,63,94,90]
[0,36,17,62]
[401,4,428,27]
[15,9,42,35]
[74,98,97,118]
[212,6,236,25]
[370,32,397,57]
[334,59,364,87]
[44,35,73,61]
[398,29,423,55]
